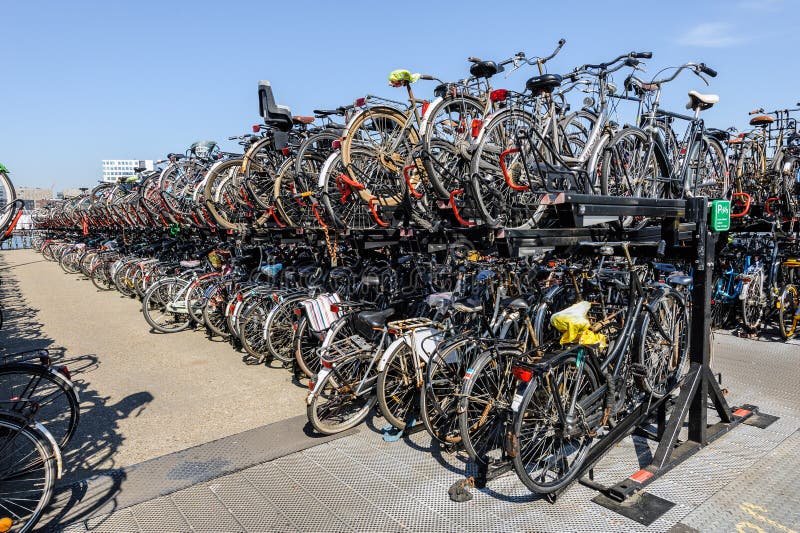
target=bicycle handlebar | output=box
[578,51,651,71]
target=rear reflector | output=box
[512,366,533,382]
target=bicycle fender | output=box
[33,421,63,479]
[376,334,411,373]
[417,96,444,135]
[306,367,332,405]
[739,281,750,301]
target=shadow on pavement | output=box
[0,253,155,531]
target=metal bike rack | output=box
[449,195,770,524]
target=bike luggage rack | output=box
[453,196,772,526]
[321,334,374,365]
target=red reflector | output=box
[490,89,508,102]
[321,360,332,368]
[512,366,533,382]
[292,323,298,331]
[630,469,653,483]
[293,308,302,315]
[354,97,366,107]
[732,408,751,417]
[59,366,71,380]
[421,100,430,116]
[237,293,243,302]
[330,304,339,313]
[252,125,261,132]
[282,147,290,156]
[308,380,315,390]
[332,139,341,150]
[471,119,483,138]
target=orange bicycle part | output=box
[403,164,423,198]
[500,148,529,191]
[449,189,475,227]
[368,198,389,227]
[730,192,751,218]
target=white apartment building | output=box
[101,159,155,183]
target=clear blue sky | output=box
[1,0,796,190]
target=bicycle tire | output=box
[141,278,192,333]
[0,363,80,450]
[778,284,799,339]
[306,355,377,435]
[0,416,57,533]
[511,353,599,494]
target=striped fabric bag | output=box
[300,293,342,333]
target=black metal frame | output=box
[454,196,758,508]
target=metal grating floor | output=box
[58,335,800,532]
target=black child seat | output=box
[258,81,293,132]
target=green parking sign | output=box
[710,199,730,232]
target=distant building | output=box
[17,187,54,210]
[101,159,154,183]
[59,188,87,199]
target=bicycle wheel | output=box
[89,261,115,291]
[0,363,80,449]
[687,136,727,198]
[341,105,416,207]
[511,354,599,494]
[0,416,57,533]
[458,346,520,464]
[376,341,416,431]
[203,159,249,230]
[633,290,689,398]
[294,317,322,379]
[469,109,539,228]
[202,287,229,338]
[239,297,274,364]
[141,278,192,333]
[264,294,308,364]
[601,127,666,200]
[320,150,379,230]
[741,269,764,330]
[778,284,799,340]
[420,94,483,198]
[307,356,377,435]
[0,170,17,233]
[420,337,476,444]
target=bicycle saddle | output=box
[180,259,201,268]
[469,61,499,79]
[293,116,315,125]
[425,292,453,309]
[749,114,775,127]
[667,274,693,286]
[501,296,529,311]
[526,74,562,94]
[453,298,483,314]
[686,90,719,111]
[357,308,395,329]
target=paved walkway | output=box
[0,249,307,485]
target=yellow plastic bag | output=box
[550,301,606,349]
[389,69,420,86]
